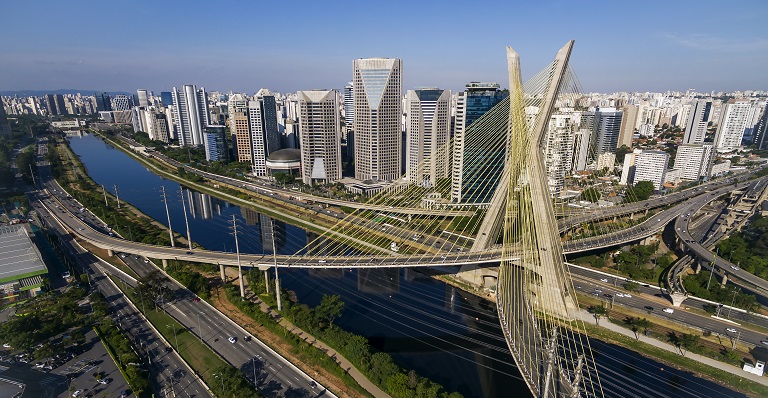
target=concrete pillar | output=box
[219,264,226,282]
[107,249,114,257]
[670,292,686,307]
[162,259,168,269]
[721,273,728,286]
[693,261,701,274]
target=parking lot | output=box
[0,330,131,398]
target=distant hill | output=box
[0,89,131,97]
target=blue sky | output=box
[2,0,767,94]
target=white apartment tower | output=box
[136,89,150,107]
[172,85,210,146]
[674,144,714,180]
[297,90,342,185]
[543,113,576,196]
[632,150,669,191]
[682,100,712,145]
[405,88,451,186]
[353,58,402,182]
[714,99,753,150]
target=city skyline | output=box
[1,1,767,94]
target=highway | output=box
[35,137,335,398]
[29,186,213,398]
[675,178,768,297]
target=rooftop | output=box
[0,225,47,284]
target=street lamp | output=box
[727,288,738,319]
[166,324,178,351]
[197,312,204,343]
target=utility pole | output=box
[733,329,741,349]
[29,164,36,186]
[102,185,108,207]
[113,185,120,209]
[161,186,175,247]
[179,188,192,250]
[231,215,245,298]
[706,248,718,290]
[271,219,282,311]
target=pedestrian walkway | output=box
[578,309,768,387]
[242,285,390,398]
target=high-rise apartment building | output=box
[227,94,252,162]
[172,85,210,146]
[632,150,669,191]
[754,103,768,150]
[674,144,714,180]
[112,94,132,111]
[581,107,622,165]
[136,89,150,107]
[248,89,281,177]
[617,105,638,148]
[714,99,753,150]
[682,99,712,145]
[405,88,451,186]
[44,94,57,116]
[352,58,402,182]
[543,113,577,195]
[54,94,67,115]
[297,90,342,185]
[451,82,508,203]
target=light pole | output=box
[732,329,742,349]
[197,312,204,343]
[166,324,178,351]
[113,184,121,209]
[727,288,738,319]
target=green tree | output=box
[580,187,601,203]
[615,145,633,164]
[678,333,700,357]
[624,180,655,203]
[273,172,295,186]
[624,281,640,293]
[315,294,344,328]
[588,305,608,325]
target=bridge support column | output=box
[162,259,168,270]
[264,270,270,294]
[219,264,226,282]
[107,249,114,257]
[693,261,701,274]
[721,273,728,286]
[669,292,686,307]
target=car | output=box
[591,292,599,296]
[594,289,602,293]
[318,259,326,263]
[2,343,11,349]
[186,251,194,255]
[72,390,83,397]
[228,336,237,344]
[62,271,71,278]
[761,341,768,346]
[309,381,317,388]
[623,293,632,298]
[730,266,739,270]
[244,335,251,341]
[615,293,624,298]
[662,308,674,314]
[120,254,126,258]
[144,259,149,263]
[725,328,738,333]
[97,378,111,385]
[600,278,608,283]
[603,294,612,298]
[78,227,84,231]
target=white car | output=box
[600,278,608,283]
[228,336,237,344]
[623,293,632,298]
[725,328,737,333]
[317,259,326,263]
[662,308,674,314]
[615,293,624,298]
[72,391,82,398]
[730,266,739,270]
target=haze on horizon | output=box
[2,0,767,95]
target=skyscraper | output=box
[353,58,402,182]
[543,113,577,195]
[581,107,623,165]
[754,103,768,150]
[451,82,508,203]
[44,94,58,116]
[228,94,252,162]
[172,85,210,146]
[617,105,638,148]
[674,144,714,180]
[714,99,753,150]
[136,89,150,107]
[248,89,280,177]
[632,150,669,191]
[297,90,342,185]
[405,88,451,186]
[95,92,112,112]
[54,94,67,115]
[343,83,354,127]
[682,99,712,145]
[112,94,132,111]
[203,125,229,162]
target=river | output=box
[67,132,748,398]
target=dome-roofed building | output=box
[266,148,301,177]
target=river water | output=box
[67,132,747,398]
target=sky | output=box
[2,0,767,95]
